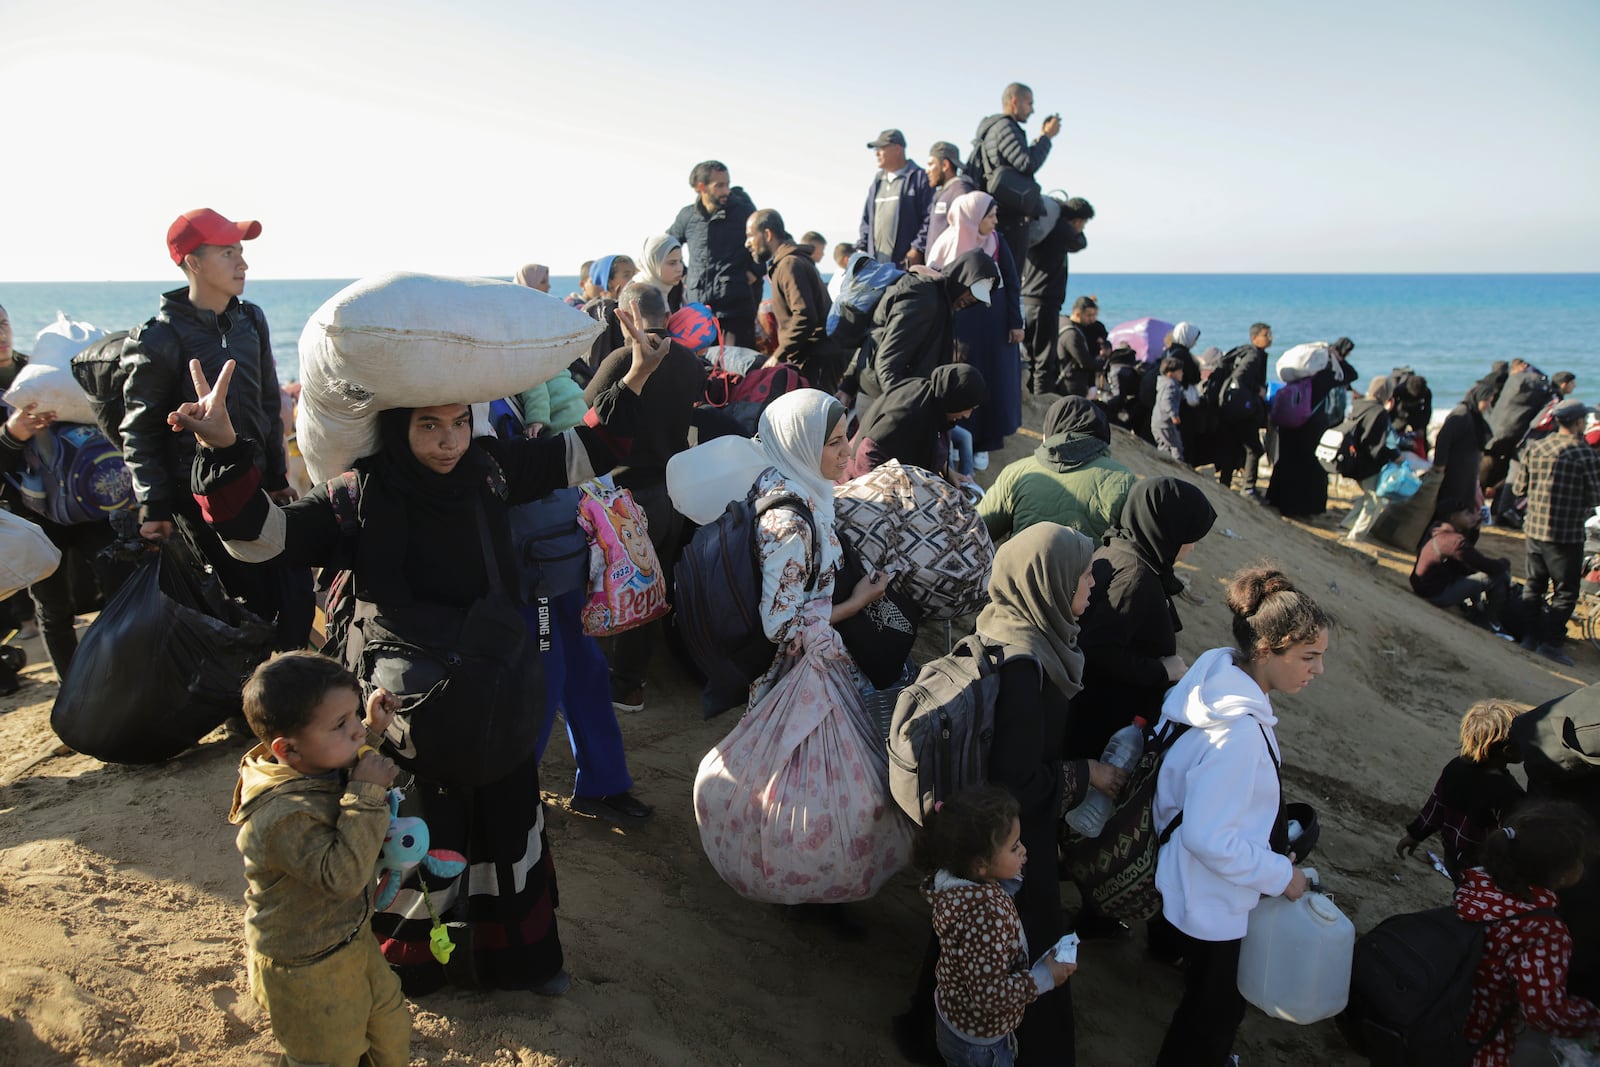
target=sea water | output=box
[3,274,1595,406]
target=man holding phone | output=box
[970,82,1060,271]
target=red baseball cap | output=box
[166,208,262,265]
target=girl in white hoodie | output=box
[1151,566,1332,1066]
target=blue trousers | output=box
[521,589,633,798]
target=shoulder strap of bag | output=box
[471,493,505,596]
[1259,723,1293,855]
[1152,721,1193,845]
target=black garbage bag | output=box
[51,542,275,762]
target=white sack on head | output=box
[296,272,602,483]
[1276,342,1331,383]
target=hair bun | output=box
[1226,566,1296,618]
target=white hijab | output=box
[757,388,846,574]
[635,233,681,296]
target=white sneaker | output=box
[973,452,990,471]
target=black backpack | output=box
[1316,416,1365,477]
[69,330,134,448]
[887,636,1019,824]
[1200,346,1242,411]
[1339,905,1556,1066]
[674,490,818,718]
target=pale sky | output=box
[3,0,1596,280]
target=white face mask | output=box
[967,279,993,306]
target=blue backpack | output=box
[487,398,589,600]
[675,490,818,718]
[827,258,905,348]
[7,422,133,525]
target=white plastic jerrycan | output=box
[1237,868,1355,1024]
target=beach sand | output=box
[1,393,1595,1066]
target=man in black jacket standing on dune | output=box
[668,161,762,347]
[970,82,1061,272]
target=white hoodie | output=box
[1153,647,1295,941]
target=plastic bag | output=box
[51,543,275,762]
[693,619,913,904]
[576,482,668,637]
[0,507,61,598]
[1376,461,1422,500]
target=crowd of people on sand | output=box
[2,77,1600,1067]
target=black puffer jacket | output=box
[119,288,286,522]
[667,187,761,320]
[971,114,1051,194]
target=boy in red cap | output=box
[120,208,312,649]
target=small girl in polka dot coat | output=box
[1454,800,1600,1065]
[918,786,1075,1067]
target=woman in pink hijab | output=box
[928,190,1022,466]
[926,191,999,272]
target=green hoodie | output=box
[228,744,391,965]
[978,431,1137,544]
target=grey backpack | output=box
[887,635,1032,824]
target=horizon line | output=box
[5,270,1599,285]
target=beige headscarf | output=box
[975,521,1094,698]
[514,263,551,291]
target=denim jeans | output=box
[936,1015,1015,1067]
[949,426,975,477]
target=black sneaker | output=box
[610,679,645,713]
[1537,644,1576,668]
[572,792,654,821]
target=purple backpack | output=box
[1270,378,1316,429]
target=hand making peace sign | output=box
[166,359,239,450]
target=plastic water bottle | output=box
[1065,717,1147,838]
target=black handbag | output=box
[985,165,1043,218]
[347,499,543,787]
[832,533,921,689]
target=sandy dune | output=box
[1,395,1594,1066]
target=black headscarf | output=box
[931,363,988,411]
[1105,477,1217,595]
[1043,395,1110,444]
[855,365,987,472]
[372,406,493,507]
[942,249,1001,302]
[355,405,506,606]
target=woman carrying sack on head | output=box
[171,313,667,998]
[1151,567,1332,1066]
